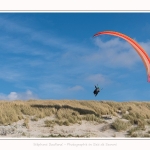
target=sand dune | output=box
[0,100,150,138]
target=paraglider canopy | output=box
[93,30,150,82]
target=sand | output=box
[0,113,150,138]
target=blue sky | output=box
[0,13,150,101]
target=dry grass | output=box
[23,118,29,129]
[111,119,131,132]
[82,114,104,123]
[127,124,146,137]
[0,100,150,127]
[44,120,56,127]
[44,119,71,127]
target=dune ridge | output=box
[0,99,150,138]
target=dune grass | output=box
[111,119,131,132]
[0,100,150,128]
[23,117,29,129]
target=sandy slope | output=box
[0,112,150,138]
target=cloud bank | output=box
[0,90,38,100]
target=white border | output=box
[0,138,150,150]
[0,0,150,149]
[0,0,150,11]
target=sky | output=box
[0,12,150,101]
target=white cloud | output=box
[68,85,84,91]
[86,73,112,85]
[94,37,130,50]
[8,92,18,100]
[87,38,141,69]
[0,90,38,100]
[139,41,150,56]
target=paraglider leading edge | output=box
[93,30,150,83]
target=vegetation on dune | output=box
[0,100,150,130]
[111,119,131,132]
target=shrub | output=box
[55,120,63,126]
[44,120,55,127]
[143,134,150,137]
[128,127,139,135]
[111,119,131,132]
[63,120,69,126]
[130,133,138,137]
[82,114,103,123]
[23,118,29,129]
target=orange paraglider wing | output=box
[93,31,150,82]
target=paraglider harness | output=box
[93,85,102,96]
